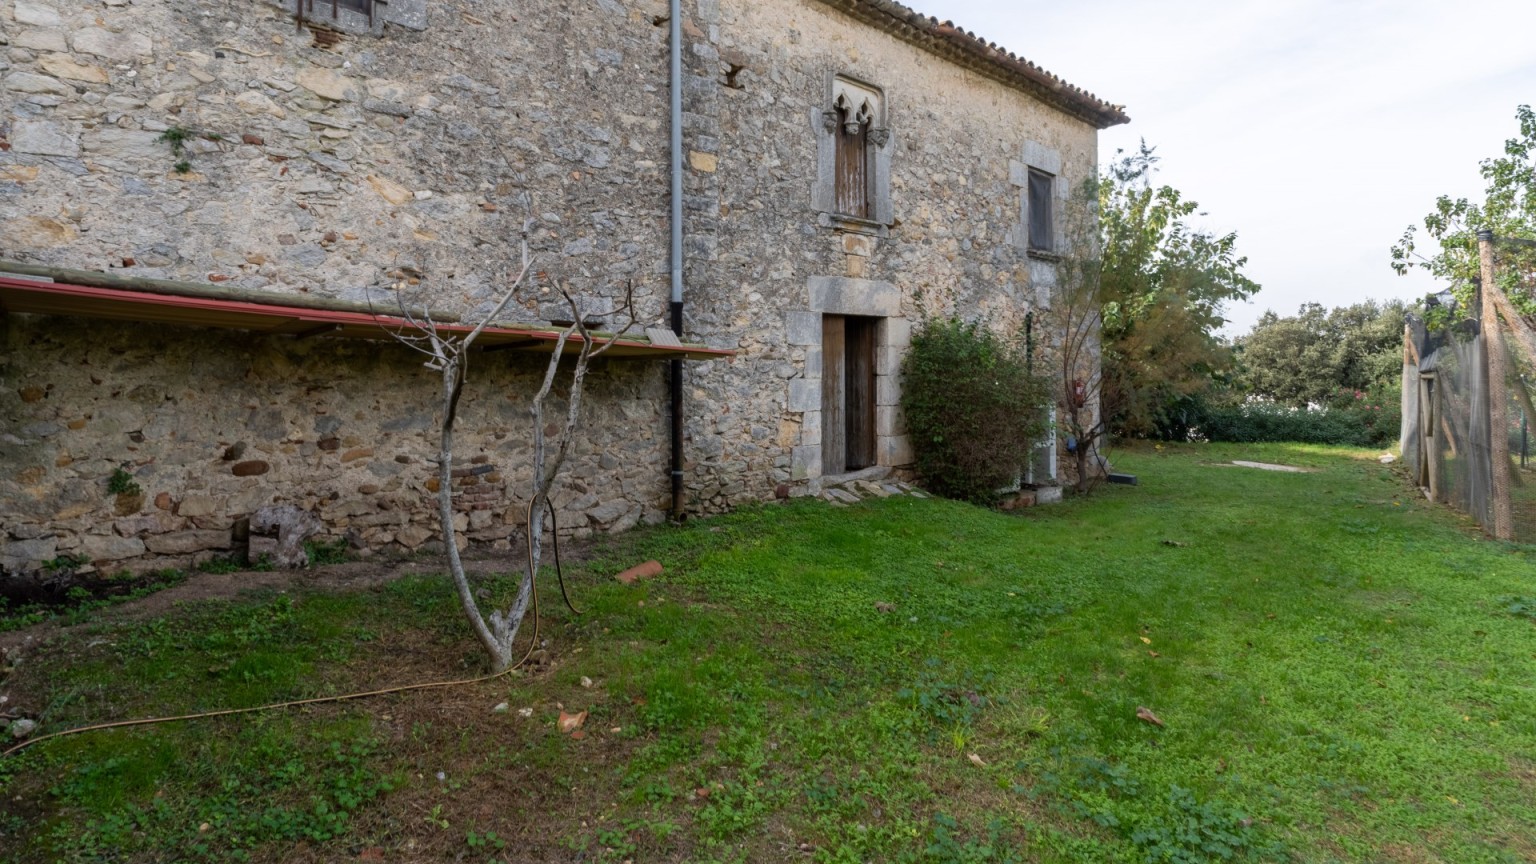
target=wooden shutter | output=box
[835,107,870,219]
[1028,169,1054,251]
[297,0,372,24]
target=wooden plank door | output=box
[845,316,877,470]
[822,315,878,475]
[822,315,847,475]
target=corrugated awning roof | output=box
[0,268,733,361]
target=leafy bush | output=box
[901,318,1050,503]
[1154,386,1399,448]
[1199,402,1379,446]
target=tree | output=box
[1042,146,1258,486]
[386,224,640,672]
[1236,300,1412,407]
[1392,105,1536,315]
[1096,144,1260,436]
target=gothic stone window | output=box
[813,76,893,233]
[833,88,875,218]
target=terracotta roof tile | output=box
[811,0,1129,128]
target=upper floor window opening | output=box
[297,0,375,27]
[833,90,875,219]
[1027,167,1055,253]
[814,76,893,235]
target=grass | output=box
[2,442,1535,862]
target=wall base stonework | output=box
[0,315,674,573]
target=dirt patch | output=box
[266,630,666,864]
[1228,461,1316,473]
[0,538,604,655]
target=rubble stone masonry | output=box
[1,0,1102,572]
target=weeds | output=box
[157,126,196,173]
[106,467,141,496]
[923,813,1023,863]
[898,660,998,736]
[304,538,351,566]
[0,569,187,633]
[197,554,245,575]
[1499,596,1536,622]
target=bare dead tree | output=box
[379,224,534,669]
[500,279,638,669]
[1046,180,1112,494]
[380,229,642,670]
[361,113,660,669]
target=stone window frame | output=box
[1011,141,1067,261]
[1026,168,1056,253]
[266,0,429,36]
[811,74,894,237]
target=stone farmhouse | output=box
[0,0,1127,573]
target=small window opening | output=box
[834,92,873,219]
[296,0,374,30]
[1028,168,1054,252]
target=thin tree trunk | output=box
[438,360,510,669]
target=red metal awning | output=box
[0,273,733,361]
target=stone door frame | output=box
[785,276,913,483]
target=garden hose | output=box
[2,502,581,759]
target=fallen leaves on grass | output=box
[968,752,987,767]
[1136,706,1165,727]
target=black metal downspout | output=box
[668,0,686,523]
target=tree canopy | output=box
[1096,144,1260,435]
[1392,105,1536,315]
[1235,300,1412,407]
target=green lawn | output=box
[2,442,1534,863]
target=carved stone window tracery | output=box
[816,76,890,226]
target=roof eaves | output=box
[809,0,1130,129]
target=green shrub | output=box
[1198,402,1376,446]
[1155,384,1400,448]
[901,318,1050,503]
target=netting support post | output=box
[1478,229,1515,539]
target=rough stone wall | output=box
[691,0,1100,490]
[1,315,668,572]
[1,0,690,571]
[1,0,680,319]
[1,0,1104,573]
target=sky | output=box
[905,0,1536,334]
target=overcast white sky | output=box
[908,1,1536,334]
